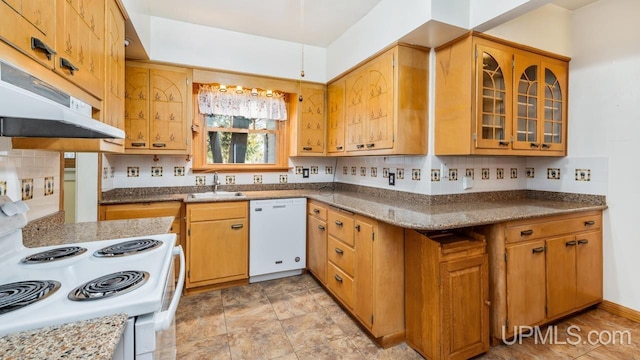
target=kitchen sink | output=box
[189,191,246,199]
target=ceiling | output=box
[129,0,599,58]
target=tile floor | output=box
[174,274,640,359]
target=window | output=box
[192,84,290,171]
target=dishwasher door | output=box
[249,198,307,283]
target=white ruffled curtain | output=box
[197,84,288,120]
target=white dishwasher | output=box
[249,198,307,283]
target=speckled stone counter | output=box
[23,216,174,248]
[0,314,127,360]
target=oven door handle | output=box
[154,245,185,331]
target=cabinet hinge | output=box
[188,228,190,236]
[371,314,374,324]
[473,133,477,141]
[512,59,515,69]
[504,252,508,262]
[186,77,189,85]
[372,232,375,241]
[392,55,395,68]
[187,270,190,278]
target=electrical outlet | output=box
[389,172,395,186]
[302,168,310,178]
[463,175,473,190]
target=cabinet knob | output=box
[485,300,491,307]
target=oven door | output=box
[134,245,185,359]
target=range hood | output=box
[0,61,124,139]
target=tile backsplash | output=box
[103,153,607,197]
[0,138,60,221]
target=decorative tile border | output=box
[547,168,561,180]
[195,175,206,186]
[0,181,6,196]
[510,168,518,179]
[482,168,490,180]
[151,166,163,177]
[343,166,348,175]
[449,168,458,181]
[431,169,440,182]
[110,167,115,178]
[360,167,367,176]
[526,168,535,178]
[351,166,357,176]
[279,175,288,184]
[371,167,378,178]
[496,168,504,180]
[383,168,389,178]
[127,167,139,177]
[412,169,421,181]
[575,169,591,181]
[397,168,405,180]
[310,166,318,175]
[102,167,109,179]
[465,168,474,179]
[295,166,303,175]
[225,175,236,185]
[174,167,185,176]
[325,166,333,174]
[253,175,263,184]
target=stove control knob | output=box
[1,202,18,216]
[14,201,29,214]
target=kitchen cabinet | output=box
[326,78,345,155]
[290,84,326,156]
[186,202,248,290]
[124,62,192,155]
[307,200,328,284]
[434,32,569,156]
[481,210,602,342]
[103,0,125,131]
[55,0,105,99]
[0,0,56,69]
[405,229,489,360]
[318,204,404,347]
[339,44,428,156]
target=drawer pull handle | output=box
[60,57,79,75]
[565,240,577,247]
[336,146,343,150]
[130,142,146,147]
[318,225,325,231]
[152,143,167,148]
[366,143,375,149]
[356,144,365,149]
[334,274,343,283]
[532,246,545,254]
[335,248,344,255]
[541,143,551,149]
[578,239,589,245]
[335,220,343,227]
[231,224,243,229]
[530,143,540,148]
[584,220,596,226]
[499,140,510,147]
[521,229,534,236]
[302,146,312,151]
[31,37,56,60]
[313,208,320,214]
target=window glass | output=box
[204,115,279,164]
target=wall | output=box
[569,0,640,311]
[0,138,60,221]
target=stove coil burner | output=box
[0,280,61,315]
[93,239,162,257]
[21,246,87,263]
[68,270,149,301]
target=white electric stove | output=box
[0,196,184,359]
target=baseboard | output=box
[599,300,640,323]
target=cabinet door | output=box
[441,254,489,360]
[506,240,546,330]
[104,0,125,130]
[189,218,248,284]
[327,79,345,154]
[56,0,104,98]
[546,235,577,318]
[364,49,394,151]
[1,0,56,68]
[540,59,567,153]
[345,68,365,151]
[298,86,325,154]
[576,231,602,307]
[307,215,327,284]
[150,69,188,150]
[474,43,512,151]
[353,217,374,329]
[124,66,150,148]
[512,53,540,151]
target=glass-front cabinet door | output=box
[540,60,567,152]
[512,54,539,150]
[475,44,512,150]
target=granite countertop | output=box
[23,216,175,247]
[0,314,127,360]
[100,187,607,231]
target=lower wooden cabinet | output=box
[185,201,248,290]
[307,200,328,284]
[481,210,603,342]
[405,229,489,360]
[309,202,405,347]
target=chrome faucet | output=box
[213,172,220,192]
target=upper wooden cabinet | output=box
[104,0,125,131]
[0,0,56,69]
[55,0,105,99]
[329,43,429,156]
[291,84,326,156]
[124,62,192,154]
[435,32,569,156]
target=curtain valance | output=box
[197,84,288,120]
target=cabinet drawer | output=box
[189,202,247,222]
[327,262,354,308]
[328,210,354,246]
[101,202,182,221]
[327,235,355,277]
[307,200,327,221]
[506,212,601,243]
